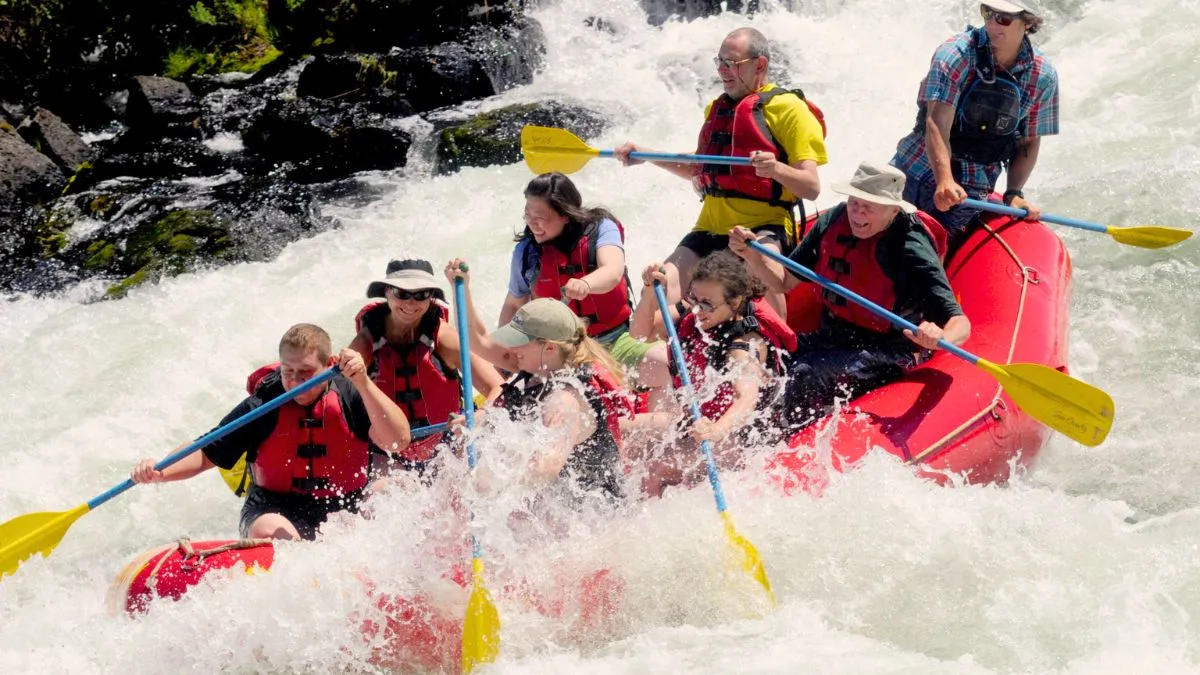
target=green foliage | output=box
[189,2,218,25]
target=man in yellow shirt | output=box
[615,26,827,316]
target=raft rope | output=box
[907,220,1031,465]
[144,536,274,588]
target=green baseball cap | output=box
[490,298,581,347]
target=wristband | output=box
[1003,189,1024,205]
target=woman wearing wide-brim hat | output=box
[350,258,504,472]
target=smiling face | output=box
[845,197,901,240]
[524,196,569,243]
[385,286,434,327]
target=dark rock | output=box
[434,102,609,175]
[90,135,236,184]
[641,0,760,26]
[17,108,97,172]
[126,75,202,138]
[383,43,495,114]
[467,18,547,93]
[3,173,335,298]
[584,16,619,35]
[0,127,65,223]
[243,97,412,182]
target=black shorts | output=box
[677,224,789,259]
[239,485,363,541]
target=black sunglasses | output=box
[981,5,1021,26]
[388,287,435,301]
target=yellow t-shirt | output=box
[693,83,828,241]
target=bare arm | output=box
[926,102,957,187]
[613,142,700,181]
[580,245,625,294]
[130,448,216,484]
[756,156,820,201]
[339,349,412,454]
[435,325,505,402]
[348,326,375,367]
[526,388,595,487]
[498,293,529,330]
[629,264,677,341]
[728,227,795,294]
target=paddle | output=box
[0,367,341,581]
[747,240,1115,446]
[521,125,752,176]
[962,197,1193,249]
[452,275,501,673]
[652,281,776,607]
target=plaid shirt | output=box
[891,26,1059,195]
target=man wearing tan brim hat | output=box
[729,160,972,428]
[889,0,1058,250]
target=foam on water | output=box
[3,0,1200,672]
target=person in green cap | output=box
[446,260,633,503]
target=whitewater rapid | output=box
[3,0,1199,672]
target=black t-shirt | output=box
[789,203,963,346]
[201,371,373,470]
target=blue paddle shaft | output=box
[412,422,449,440]
[962,197,1108,234]
[453,279,478,470]
[452,278,485,561]
[88,367,341,510]
[748,240,980,365]
[598,149,752,167]
[652,283,730,514]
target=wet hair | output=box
[517,172,619,243]
[1022,12,1044,34]
[729,27,770,61]
[691,250,767,307]
[279,323,332,363]
[539,320,626,388]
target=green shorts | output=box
[604,329,660,369]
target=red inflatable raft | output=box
[107,537,624,671]
[769,212,1071,492]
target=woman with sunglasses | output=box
[889,1,1057,250]
[506,171,671,390]
[622,250,797,498]
[350,258,504,471]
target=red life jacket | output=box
[355,301,460,462]
[527,220,633,338]
[695,87,827,209]
[814,206,949,333]
[673,297,797,421]
[246,365,371,499]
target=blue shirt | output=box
[890,27,1060,195]
[507,219,624,298]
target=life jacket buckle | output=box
[296,443,327,459]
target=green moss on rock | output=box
[83,241,116,271]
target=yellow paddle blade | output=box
[218,452,249,497]
[0,504,91,579]
[1107,225,1193,249]
[461,557,500,673]
[975,360,1115,447]
[720,511,775,609]
[520,125,600,175]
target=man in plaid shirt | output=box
[890,1,1059,247]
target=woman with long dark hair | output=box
[503,172,668,389]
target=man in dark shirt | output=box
[130,323,412,540]
[730,162,971,427]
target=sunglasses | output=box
[981,5,1021,26]
[388,287,435,301]
[687,296,722,313]
[712,55,756,69]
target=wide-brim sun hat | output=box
[365,258,446,300]
[831,161,917,214]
